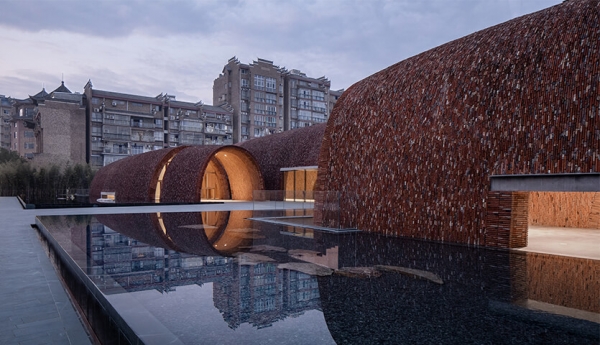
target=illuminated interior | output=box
[202,147,263,201]
[201,158,230,200]
[154,156,176,203]
[282,167,318,201]
[211,210,255,253]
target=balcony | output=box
[179,137,204,145]
[131,121,156,129]
[179,125,203,132]
[104,147,129,155]
[131,134,154,143]
[205,127,229,135]
[91,142,104,151]
[103,119,129,126]
[103,133,130,141]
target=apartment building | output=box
[283,69,331,130]
[84,81,233,168]
[213,57,342,143]
[0,95,13,150]
[213,57,284,143]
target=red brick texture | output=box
[239,124,325,190]
[89,147,185,203]
[315,0,599,247]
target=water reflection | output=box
[38,212,599,344]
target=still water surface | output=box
[39,210,599,344]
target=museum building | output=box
[90,0,599,249]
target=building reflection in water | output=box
[44,211,598,343]
[83,211,322,330]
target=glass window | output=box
[266,77,276,91]
[254,75,265,88]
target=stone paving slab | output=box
[0,197,92,345]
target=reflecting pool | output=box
[36,211,599,344]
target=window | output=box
[241,79,250,87]
[24,131,34,138]
[241,69,248,74]
[92,98,100,104]
[131,145,143,155]
[266,105,276,115]
[24,143,34,149]
[253,115,264,126]
[254,75,265,88]
[241,89,250,99]
[299,110,311,120]
[300,88,311,98]
[241,126,248,135]
[254,91,265,103]
[181,119,202,132]
[266,77,276,91]
[130,102,143,107]
[265,93,276,104]
[254,103,265,114]
[312,90,325,101]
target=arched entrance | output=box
[201,146,263,201]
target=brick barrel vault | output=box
[315,0,599,248]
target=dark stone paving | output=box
[0,197,92,345]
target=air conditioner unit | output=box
[94,108,100,112]
[112,101,117,106]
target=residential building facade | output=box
[84,81,233,168]
[213,57,341,143]
[0,95,13,150]
[283,69,330,130]
[11,90,41,158]
[213,57,285,143]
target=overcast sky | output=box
[0,0,561,103]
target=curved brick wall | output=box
[160,212,224,256]
[239,123,326,190]
[95,213,177,250]
[160,146,222,203]
[89,147,184,203]
[161,145,263,202]
[316,0,599,246]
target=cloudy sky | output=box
[0,0,561,103]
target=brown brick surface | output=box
[316,0,599,247]
[529,192,600,229]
